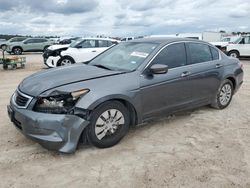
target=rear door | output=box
[239,36,250,56]
[97,40,113,54]
[75,39,98,62]
[185,42,221,103]
[140,42,194,118]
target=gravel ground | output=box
[0,52,250,188]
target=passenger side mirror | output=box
[150,64,168,74]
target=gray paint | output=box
[8,38,244,153]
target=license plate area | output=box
[8,105,22,130]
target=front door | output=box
[140,42,193,119]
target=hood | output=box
[210,41,228,47]
[19,64,123,96]
[48,44,70,51]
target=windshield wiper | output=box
[92,64,112,70]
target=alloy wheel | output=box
[95,109,125,140]
[61,59,72,66]
[219,83,232,106]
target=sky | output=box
[0,0,250,37]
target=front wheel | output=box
[211,79,234,109]
[87,101,130,148]
[12,47,22,55]
[228,51,239,58]
[58,57,75,66]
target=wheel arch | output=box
[86,95,140,127]
[225,76,236,91]
[228,49,240,56]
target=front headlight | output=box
[34,89,89,114]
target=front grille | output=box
[16,93,29,106]
[13,90,33,109]
[43,49,52,58]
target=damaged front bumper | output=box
[43,55,60,68]
[7,103,89,153]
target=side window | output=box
[244,37,250,44]
[107,41,113,46]
[78,40,96,48]
[38,39,47,43]
[33,39,42,43]
[98,40,108,47]
[151,43,187,69]
[188,43,212,64]
[210,46,219,60]
[25,39,34,43]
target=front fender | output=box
[75,93,142,124]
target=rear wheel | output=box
[12,47,22,55]
[1,44,7,50]
[211,79,233,109]
[228,50,239,58]
[3,64,8,70]
[87,101,130,148]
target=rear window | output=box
[187,43,212,64]
[210,47,219,60]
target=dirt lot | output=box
[0,52,250,188]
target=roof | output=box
[131,37,201,44]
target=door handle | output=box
[215,64,223,68]
[181,71,191,77]
[92,50,97,52]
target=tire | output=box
[3,64,8,70]
[211,79,234,109]
[1,44,7,50]
[58,56,75,66]
[87,101,130,148]
[11,64,17,70]
[12,47,22,55]
[228,50,239,58]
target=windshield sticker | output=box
[130,61,137,64]
[130,51,149,58]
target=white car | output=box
[226,36,250,58]
[43,38,119,68]
[210,36,240,49]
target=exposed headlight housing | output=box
[34,89,89,114]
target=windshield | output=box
[69,38,83,47]
[234,37,243,44]
[221,38,230,42]
[89,42,158,71]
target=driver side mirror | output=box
[150,64,168,74]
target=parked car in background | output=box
[8,38,243,153]
[1,37,27,50]
[121,37,135,42]
[43,38,119,68]
[0,39,7,49]
[59,37,81,44]
[6,38,54,55]
[210,36,240,51]
[226,36,250,58]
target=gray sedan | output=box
[7,38,243,153]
